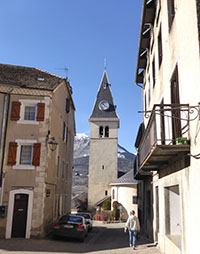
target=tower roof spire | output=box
[89,69,119,122]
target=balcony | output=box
[135,104,191,172]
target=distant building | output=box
[110,170,138,221]
[88,69,119,210]
[135,1,200,253]
[0,63,75,238]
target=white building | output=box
[110,170,138,221]
[134,1,200,253]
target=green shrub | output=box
[112,201,120,220]
[112,207,120,220]
[102,199,111,210]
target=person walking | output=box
[124,210,140,250]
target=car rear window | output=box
[59,215,83,223]
[68,216,83,223]
[77,213,90,219]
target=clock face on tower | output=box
[99,100,110,111]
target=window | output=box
[167,0,175,31]
[63,122,68,143]
[171,66,181,143]
[158,27,163,68]
[144,92,147,113]
[148,78,151,105]
[132,196,138,204]
[11,100,45,124]
[160,99,166,144]
[65,98,70,113]
[105,126,109,137]
[152,57,156,87]
[24,106,36,121]
[8,140,41,169]
[56,156,60,177]
[102,165,104,170]
[112,189,115,199]
[62,161,65,178]
[105,190,108,196]
[156,0,161,27]
[20,145,33,165]
[155,186,159,239]
[99,126,103,137]
[165,185,182,244]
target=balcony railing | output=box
[136,104,191,172]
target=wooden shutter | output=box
[7,142,18,165]
[32,143,41,166]
[36,103,45,121]
[11,101,21,121]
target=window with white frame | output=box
[19,100,39,123]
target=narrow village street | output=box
[0,221,160,254]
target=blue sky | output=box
[0,0,143,153]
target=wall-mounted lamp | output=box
[46,132,58,152]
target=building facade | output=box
[88,69,119,210]
[0,64,75,238]
[110,170,138,221]
[135,1,200,254]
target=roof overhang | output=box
[135,0,156,85]
[109,183,137,186]
[95,196,111,207]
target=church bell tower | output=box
[88,69,119,209]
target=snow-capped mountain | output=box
[74,133,90,158]
[74,133,135,161]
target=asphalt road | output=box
[0,222,160,254]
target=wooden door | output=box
[11,194,29,237]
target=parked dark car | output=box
[75,212,93,231]
[53,214,88,242]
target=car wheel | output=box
[53,234,59,240]
[80,237,85,242]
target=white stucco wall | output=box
[142,1,200,253]
[111,185,138,221]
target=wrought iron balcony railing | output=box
[136,104,192,171]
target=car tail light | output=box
[54,222,60,229]
[77,224,84,231]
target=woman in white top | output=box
[124,210,140,250]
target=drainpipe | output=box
[0,91,12,204]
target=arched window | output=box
[105,126,109,137]
[99,126,103,137]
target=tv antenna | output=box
[55,67,68,80]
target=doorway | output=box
[6,189,33,239]
[12,194,28,237]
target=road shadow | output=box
[0,224,155,253]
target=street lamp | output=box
[46,136,58,152]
